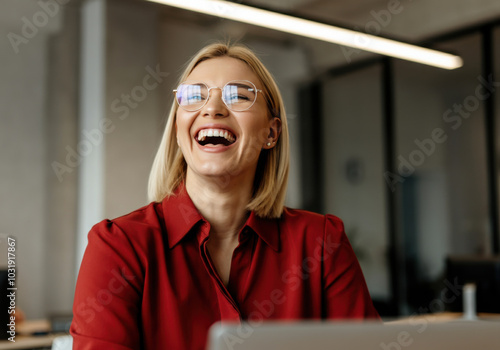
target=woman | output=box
[71,43,379,350]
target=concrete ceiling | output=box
[159,0,500,72]
[245,0,500,42]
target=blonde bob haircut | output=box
[148,42,289,219]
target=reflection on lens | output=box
[175,80,259,112]
[178,83,208,110]
[223,81,257,111]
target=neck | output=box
[185,171,254,242]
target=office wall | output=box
[103,0,163,220]
[0,0,70,318]
[0,29,49,319]
[44,5,80,316]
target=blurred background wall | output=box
[1,0,499,319]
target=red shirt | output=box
[71,186,379,350]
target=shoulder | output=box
[112,201,164,229]
[89,202,165,250]
[279,207,346,243]
[281,207,344,230]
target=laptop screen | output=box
[207,320,500,350]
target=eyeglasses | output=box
[173,80,262,112]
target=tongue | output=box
[199,136,231,146]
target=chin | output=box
[194,163,237,179]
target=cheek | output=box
[248,117,272,144]
[175,121,181,143]
[175,113,191,139]
[242,108,272,141]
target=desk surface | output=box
[0,319,65,350]
[0,334,59,350]
[387,312,500,324]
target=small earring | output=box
[266,142,271,147]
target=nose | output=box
[201,87,229,118]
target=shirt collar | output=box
[245,211,280,252]
[162,184,280,251]
[162,184,205,249]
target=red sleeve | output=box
[70,220,144,349]
[322,215,380,319]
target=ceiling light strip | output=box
[147,0,463,70]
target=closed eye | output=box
[187,94,205,102]
[226,94,251,102]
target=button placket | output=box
[200,237,241,321]
[228,228,253,304]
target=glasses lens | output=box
[176,83,208,111]
[222,81,257,111]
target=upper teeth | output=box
[197,128,235,143]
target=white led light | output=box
[147,0,463,70]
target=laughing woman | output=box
[71,43,379,350]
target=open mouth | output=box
[196,128,236,147]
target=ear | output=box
[263,117,281,149]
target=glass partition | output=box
[495,26,500,255]
[394,33,489,313]
[321,64,391,306]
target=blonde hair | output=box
[148,43,289,218]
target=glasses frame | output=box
[173,80,263,112]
